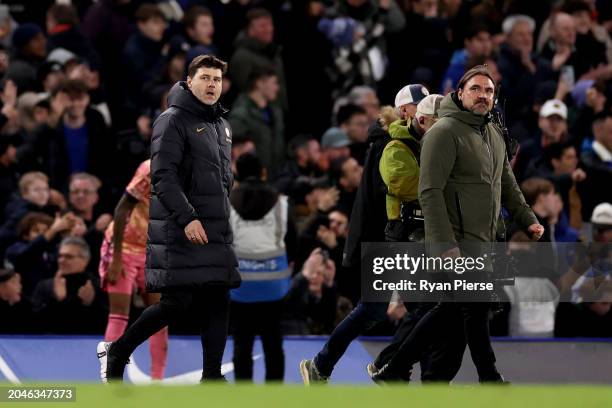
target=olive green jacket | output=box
[418,94,537,243]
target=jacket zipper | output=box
[480,125,496,239]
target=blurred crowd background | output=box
[0,0,611,339]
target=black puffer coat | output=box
[146,82,241,292]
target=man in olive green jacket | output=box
[371,66,544,384]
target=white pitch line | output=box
[0,354,20,384]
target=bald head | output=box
[551,12,576,47]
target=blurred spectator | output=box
[343,85,380,125]
[81,0,132,124]
[556,203,612,337]
[275,135,325,201]
[580,112,612,218]
[229,66,284,177]
[229,8,288,111]
[33,79,113,192]
[0,172,56,258]
[229,154,293,382]
[4,211,75,297]
[67,173,112,272]
[64,57,110,127]
[321,127,351,169]
[497,15,554,126]
[525,142,586,229]
[123,4,168,116]
[180,6,217,55]
[0,135,17,221]
[521,177,563,242]
[0,269,33,333]
[67,173,111,230]
[515,99,571,180]
[503,231,560,338]
[441,23,493,94]
[31,236,106,334]
[320,0,405,99]
[0,5,17,50]
[540,11,608,80]
[5,23,47,93]
[337,104,369,165]
[45,3,100,70]
[329,157,362,216]
[230,135,256,175]
[570,79,608,144]
[283,247,339,334]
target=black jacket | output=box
[343,121,390,267]
[146,82,241,292]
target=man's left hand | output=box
[527,224,545,241]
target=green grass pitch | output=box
[3,383,612,408]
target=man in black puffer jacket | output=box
[99,55,241,383]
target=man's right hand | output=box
[185,219,208,244]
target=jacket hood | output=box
[388,119,419,142]
[438,92,491,127]
[167,81,227,121]
[230,178,279,220]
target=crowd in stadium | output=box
[0,0,611,342]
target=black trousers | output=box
[230,300,284,381]
[110,287,230,379]
[386,302,500,382]
[374,302,466,383]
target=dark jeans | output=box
[314,301,389,377]
[230,300,284,382]
[387,302,500,381]
[110,287,230,379]
[375,302,466,382]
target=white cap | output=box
[591,203,612,226]
[416,94,444,119]
[540,99,568,119]
[394,84,429,108]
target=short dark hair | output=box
[246,8,272,26]
[55,79,89,97]
[457,64,496,90]
[543,142,574,164]
[183,5,212,29]
[521,178,555,206]
[592,111,612,126]
[465,23,490,40]
[247,65,277,91]
[47,4,79,26]
[235,153,263,182]
[562,0,591,14]
[17,212,53,239]
[187,54,228,78]
[329,156,350,184]
[135,4,165,22]
[336,103,366,126]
